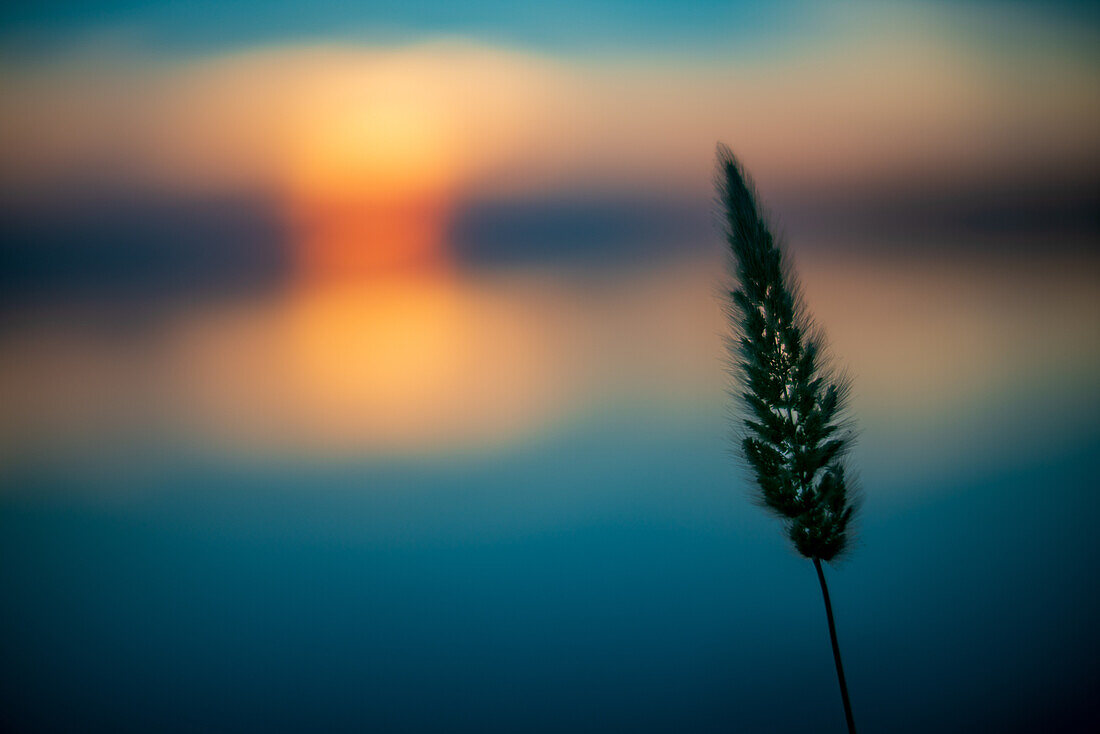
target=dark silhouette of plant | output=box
[716,144,859,733]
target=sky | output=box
[1,2,1099,732]
[2,1,1098,55]
[3,2,1098,253]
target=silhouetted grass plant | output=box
[717,144,859,733]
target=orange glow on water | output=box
[284,277,464,426]
[158,272,575,455]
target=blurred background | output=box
[1,1,1098,732]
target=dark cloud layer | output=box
[2,170,1096,304]
[1,191,291,304]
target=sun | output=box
[283,73,457,280]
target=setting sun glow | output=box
[285,74,456,280]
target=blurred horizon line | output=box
[3,173,1097,303]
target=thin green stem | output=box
[814,557,856,734]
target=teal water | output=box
[2,399,1098,732]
